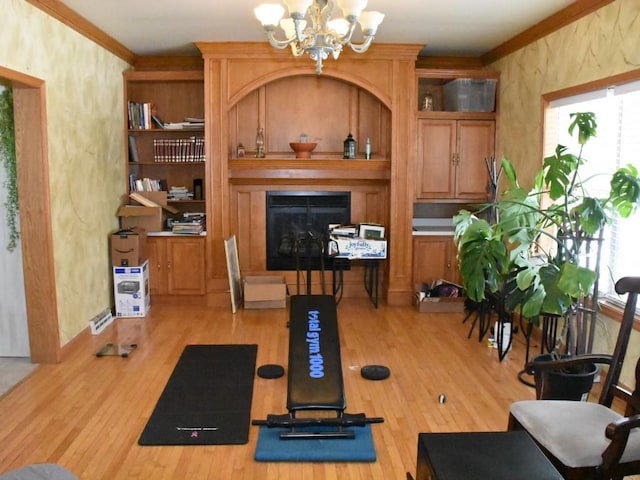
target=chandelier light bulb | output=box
[336,0,369,18]
[328,18,350,36]
[255,4,286,26]
[358,11,384,34]
[283,0,314,16]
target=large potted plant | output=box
[454,112,640,397]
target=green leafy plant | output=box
[0,86,19,251]
[455,112,640,322]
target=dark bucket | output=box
[532,353,598,401]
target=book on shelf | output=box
[128,101,153,129]
[132,177,162,192]
[153,137,205,163]
[128,135,140,162]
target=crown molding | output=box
[481,0,616,65]
[25,0,137,65]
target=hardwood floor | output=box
[0,298,539,479]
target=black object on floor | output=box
[138,344,257,445]
[361,365,390,381]
[415,431,563,479]
[257,364,285,379]
[95,343,137,357]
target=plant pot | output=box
[532,353,597,401]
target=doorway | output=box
[0,66,60,364]
[0,86,29,355]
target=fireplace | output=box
[266,191,351,271]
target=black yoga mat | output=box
[138,344,257,445]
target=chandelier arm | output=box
[334,15,358,45]
[347,34,375,54]
[264,27,297,50]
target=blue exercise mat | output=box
[254,424,376,462]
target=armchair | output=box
[508,276,640,480]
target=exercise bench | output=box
[253,294,383,439]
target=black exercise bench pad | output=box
[287,295,346,412]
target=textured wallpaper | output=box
[492,0,640,387]
[491,0,640,188]
[1,0,130,344]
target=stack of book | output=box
[162,118,205,130]
[167,186,193,201]
[171,213,205,235]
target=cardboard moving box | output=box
[110,228,147,266]
[416,296,466,313]
[118,205,163,232]
[117,191,177,232]
[243,276,287,309]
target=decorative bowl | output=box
[289,142,317,159]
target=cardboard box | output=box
[113,260,150,317]
[329,236,387,259]
[118,205,163,232]
[243,276,287,309]
[117,191,179,232]
[110,228,147,267]
[416,296,466,313]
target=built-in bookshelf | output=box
[124,70,206,217]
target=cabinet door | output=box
[416,119,456,199]
[456,120,494,199]
[166,237,206,295]
[413,236,459,287]
[146,237,167,295]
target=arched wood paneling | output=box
[199,43,422,305]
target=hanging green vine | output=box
[0,86,19,252]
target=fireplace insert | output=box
[266,191,351,271]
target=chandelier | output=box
[254,0,384,75]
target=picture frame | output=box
[359,224,385,239]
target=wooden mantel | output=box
[228,159,391,184]
[197,42,422,306]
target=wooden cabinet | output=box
[413,236,460,287]
[416,118,494,200]
[147,236,206,295]
[124,71,206,217]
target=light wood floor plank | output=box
[1,299,544,479]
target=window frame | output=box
[541,69,640,326]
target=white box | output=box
[113,260,150,317]
[330,236,387,259]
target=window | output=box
[544,81,640,308]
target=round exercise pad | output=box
[257,364,285,379]
[361,365,391,381]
